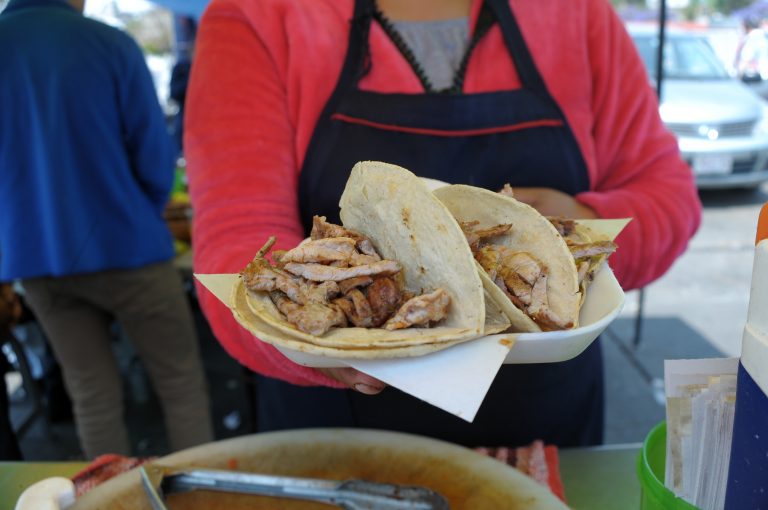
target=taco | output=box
[235,162,490,356]
[433,185,582,333]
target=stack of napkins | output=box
[665,358,739,510]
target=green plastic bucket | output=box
[637,421,700,510]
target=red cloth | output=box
[184,0,702,385]
[71,454,151,497]
[476,442,566,502]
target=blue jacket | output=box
[0,0,176,280]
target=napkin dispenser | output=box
[725,203,768,509]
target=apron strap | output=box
[485,0,549,93]
[338,0,377,95]
[372,2,497,94]
[450,3,496,94]
[341,0,553,97]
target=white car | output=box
[630,26,768,190]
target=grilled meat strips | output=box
[384,289,451,330]
[463,221,572,331]
[242,218,451,335]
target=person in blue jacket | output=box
[0,0,213,458]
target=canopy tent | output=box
[151,0,207,19]
[734,0,768,21]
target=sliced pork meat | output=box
[338,276,374,295]
[568,240,617,259]
[241,258,306,304]
[356,238,381,258]
[460,221,512,252]
[384,289,450,330]
[350,252,381,266]
[339,289,376,328]
[459,221,482,252]
[283,260,401,282]
[310,215,361,240]
[548,217,577,237]
[499,267,533,306]
[367,277,402,327]
[475,246,503,280]
[246,227,449,335]
[500,250,542,286]
[278,237,357,264]
[303,280,340,304]
[310,216,381,257]
[475,223,512,241]
[270,291,347,335]
[526,274,573,331]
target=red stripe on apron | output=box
[331,113,564,137]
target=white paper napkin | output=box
[195,273,512,422]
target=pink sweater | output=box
[185,0,702,387]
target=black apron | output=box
[257,0,604,448]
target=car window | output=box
[632,34,730,80]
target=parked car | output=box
[629,25,768,189]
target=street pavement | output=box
[626,184,767,357]
[602,182,768,444]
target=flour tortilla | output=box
[482,285,512,334]
[433,184,580,332]
[242,162,486,350]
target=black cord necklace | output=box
[372,4,495,95]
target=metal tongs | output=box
[139,465,450,510]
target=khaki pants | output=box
[23,261,213,458]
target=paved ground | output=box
[603,183,767,443]
[7,183,767,458]
[630,186,767,357]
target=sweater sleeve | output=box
[184,3,344,388]
[575,0,702,291]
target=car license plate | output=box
[693,155,733,175]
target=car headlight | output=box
[755,103,768,136]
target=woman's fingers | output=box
[317,367,387,395]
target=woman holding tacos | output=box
[185,0,701,447]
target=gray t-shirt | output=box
[392,17,469,90]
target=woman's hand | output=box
[317,367,387,395]
[511,187,598,219]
